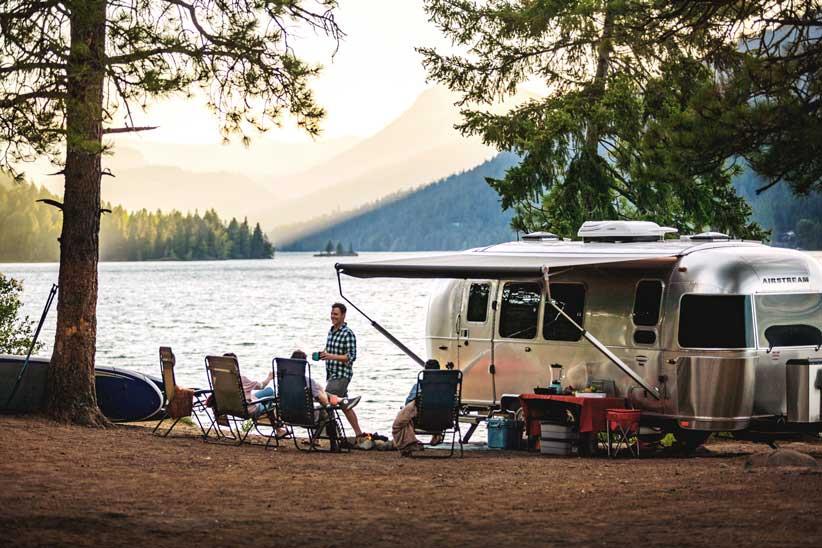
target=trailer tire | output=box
[675,430,711,454]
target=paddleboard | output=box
[95,366,163,422]
[0,354,50,412]
[1,356,164,422]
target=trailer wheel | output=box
[675,429,711,454]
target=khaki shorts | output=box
[325,377,351,398]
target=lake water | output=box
[2,253,438,435]
[4,250,822,436]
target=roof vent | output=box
[577,221,678,243]
[522,231,560,242]
[687,231,731,241]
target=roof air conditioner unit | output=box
[577,221,677,243]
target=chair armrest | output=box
[193,389,212,396]
[247,396,276,406]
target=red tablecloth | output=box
[519,394,627,435]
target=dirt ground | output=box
[1,416,822,547]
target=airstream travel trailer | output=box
[336,221,822,444]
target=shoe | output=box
[338,395,361,411]
[429,434,444,446]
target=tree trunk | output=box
[47,0,109,426]
[580,2,615,214]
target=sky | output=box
[122,1,452,146]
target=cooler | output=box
[487,416,521,449]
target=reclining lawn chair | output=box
[412,369,463,458]
[274,357,349,453]
[204,354,280,448]
[153,346,212,438]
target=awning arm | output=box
[336,269,426,367]
[542,267,661,401]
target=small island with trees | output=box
[314,240,358,257]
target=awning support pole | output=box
[542,267,660,400]
[336,269,426,367]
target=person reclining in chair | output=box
[392,359,444,457]
[255,350,360,411]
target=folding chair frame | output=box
[273,357,349,454]
[412,369,464,458]
[606,409,641,458]
[152,346,213,438]
[203,355,282,449]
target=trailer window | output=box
[543,283,585,341]
[633,280,663,326]
[755,293,822,349]
[466,283,489,323]
[499,282,540,339]
[678,295,754,348]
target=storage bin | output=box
[540,421,578,440]
[487,417,521,449]
[539,421,578,456]
[539,439,577,456]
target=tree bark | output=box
[46,0,109,426]
[580,1,615,214]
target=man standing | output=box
[320,302,364,440]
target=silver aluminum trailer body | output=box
[337,225,822,436]
[422,241,822,433]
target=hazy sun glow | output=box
[118,1,451,146]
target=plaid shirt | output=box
[325,322,357,380]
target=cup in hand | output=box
[311,351,321,361]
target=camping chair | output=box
[153,346,212,438]
[412,369,463,458]
[203,355,280,448]
[274,357,349,453]
[606,409,641,457]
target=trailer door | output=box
[457,281,497,405]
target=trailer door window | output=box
[678,295,754,348]
[466,283,490,323]
[755,293,822,350]
[543,283,586,341]
[499,282,540,339]
[633,280,663,326]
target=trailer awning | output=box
[336,249,680,279]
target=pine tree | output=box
[0,1,342,424]
[420,1,763,238]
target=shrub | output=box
[0,273,42,355]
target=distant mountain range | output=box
[262,87,497,243]
[281,152,520,251]
[24,86,499,239]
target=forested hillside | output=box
[281,153,520,251]
[283,154,822,252]
[0,175,274,261]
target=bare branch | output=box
[102,125,158,134]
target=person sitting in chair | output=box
[392,359,444,457]
[255,350,360,411]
